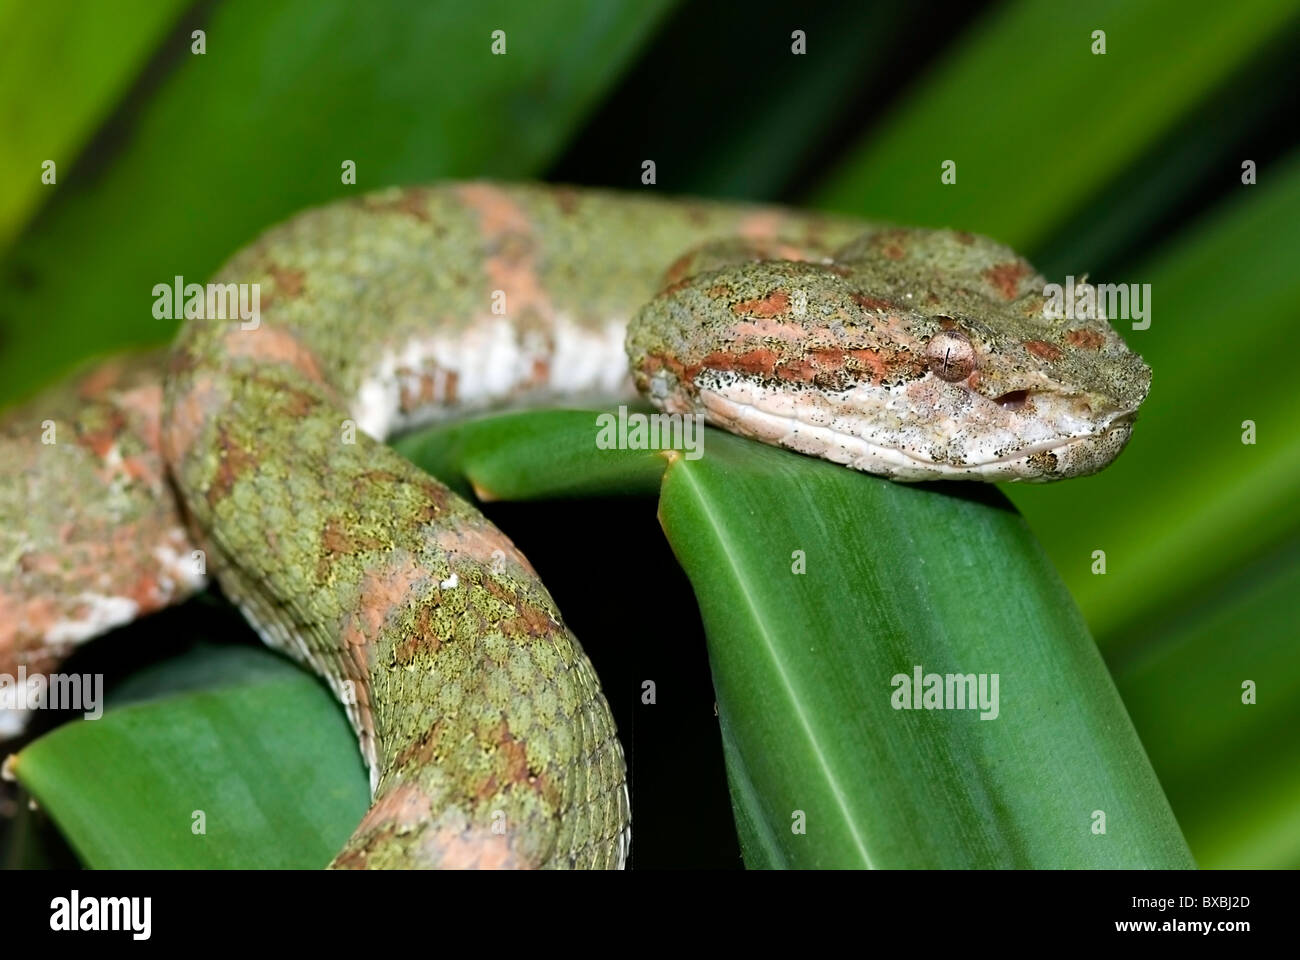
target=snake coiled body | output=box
[0,183,1149,868]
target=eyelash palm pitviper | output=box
[0,182,1149,868]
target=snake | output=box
[0,183,1150,868]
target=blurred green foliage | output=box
[0,0,189,248]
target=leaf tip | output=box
[469,479,499,502]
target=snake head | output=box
[627,228,1151,481]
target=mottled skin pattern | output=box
[0,352,204,735]
[630,228,1151,480]
[0,183,1149,867]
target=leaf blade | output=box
[658,431,1193,868]
[12,646,368,869]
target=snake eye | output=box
[925,327,975,382]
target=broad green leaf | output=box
[656,430,1192,868]
[0,0,189,251]
[813,0,1300,250]
[12,644,368,869]
[392,407,667,502]
[0,0,676,407]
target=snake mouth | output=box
[690,378,1140,481]
[972,414,1134,470]
[966,397,1137,460]
[820,415,1136,479]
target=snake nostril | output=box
[993,390,1030,411]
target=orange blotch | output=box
[321,517,384,556]
[435,523,536,576]
[476,575,560,641]
[358,782,433,832]
[0,591,57,655]
[730,290,790,318]
[76,359,126,400]
[394,187,432,222]
[398,366,461,413]
[1065,328,1106,350]
[388,602,445,668]
[455,183,532,236]
[392,717,446,766]
[739,210,784,241]
[776,358,816,381]
[661,252,696,289]
[75,409,126,458]
[769,241,816,261]
[1024,339,1063,361]
[476,720,538,801]
[983,261,1033,300]
[872,230,909,260]
[207,426,258,506]
[730,319,807,342]
[267,265,306,298]
[338,557,426,684]
[419,825,530,870]
[809,347,888,382]
[852,293,900,312]
[697,348,782,378]
[455,184,552,323]
[222,326,325,384]
[117,384,165,452]
[775,346,923,386]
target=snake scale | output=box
[0,183,1150,868]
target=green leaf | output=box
[0,0,676,407]
[0,0,189,251]
[656,430,1192,868]
[12,644,368,869]
[813,0,1300,250]
[392,407,667,502]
